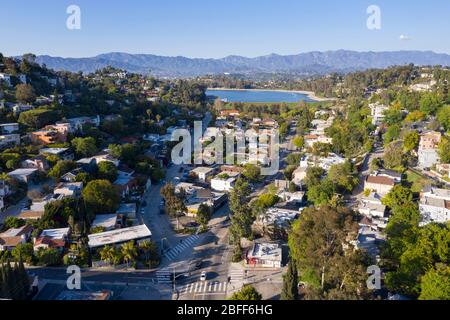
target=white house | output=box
[211,172,238,192]
[0,73,12,87]
[0,134,20,149]
[190,167,215,182]
[0,123,19,134]
[91,214,120,231]
[418,131,442,168]
[369,102,389,125]
[419,187,450,225]
[53,182,83,199]
[7,168,38,184]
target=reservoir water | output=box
[206,89,316,103]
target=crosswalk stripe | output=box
[213,282,218,291]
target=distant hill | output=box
[34,50,450,77]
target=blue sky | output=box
[1,0,449,58]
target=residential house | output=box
[211,171,239,192]
[358,192,388,229]
[418,131,442,168]
[21,155,49,172]
[0,225,34,251]
[419,186,450,225]
[292,166,307,187]
[114,170,137,198]
[190,167,216,182]
[33,227,70,252]
[258,207,300,229]
[0,73,12,86]
[91,214,121,231]
[0,134,20,149]
[30,127,67,145]
[39,147,74,161]
[18,210,45,221]
[53,182,83,199]
[364,172,398,195]
[0,123,19,134]
[185,188,227,217]
[12,104,34,114]
[0,179,10,211]
[7,168,38,184]
[116,203,137,220]
[220,110,240,118]
[64,116,101,133]
[369,102,389,126]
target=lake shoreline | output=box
[207,87,335,102]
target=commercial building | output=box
[246,242,283,268]
[88,224,152,249]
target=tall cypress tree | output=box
[281,259,299,300]
[18,258,30,299]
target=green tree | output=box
[2,216,25,230]
[72,137,98,158]
[48,160,76,179]
[436,105,450,131]
[121,241,138,267]
[292,136,305,149]
[419,264,450,300]
[82,180,121,215]
[382,185,413,210]
[139,240,159,268]
[229,285,262,300]
[242,163,261,183]
[383,142,405,170]
[256,193,280,208]
[307,179,336,206]
[403,130,419,152]
[36,248,61,266]
[288,206,368,300]
[11,243,34,264]
[285,153,303,166]
[327,161,358,194]
[281,260,299,300]
[160,183,186,218]
[15,84,36,103]
[385,223,450,297]
[17,108,57,129]
[196,203,211,227]
[383,125,401,145]
[304,167,325,188]
[437,136,450,163]
[420,92,442,115]
[97,161,118,182]
[229,178,253,244]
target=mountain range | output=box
[34,50,450,78]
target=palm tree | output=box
[99,245,113,264]
[121,241,137,268]
[139,240,151,263]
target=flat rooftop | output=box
[88,224,151,248]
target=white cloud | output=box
[399,35,412,41]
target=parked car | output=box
[200,271,207,281]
